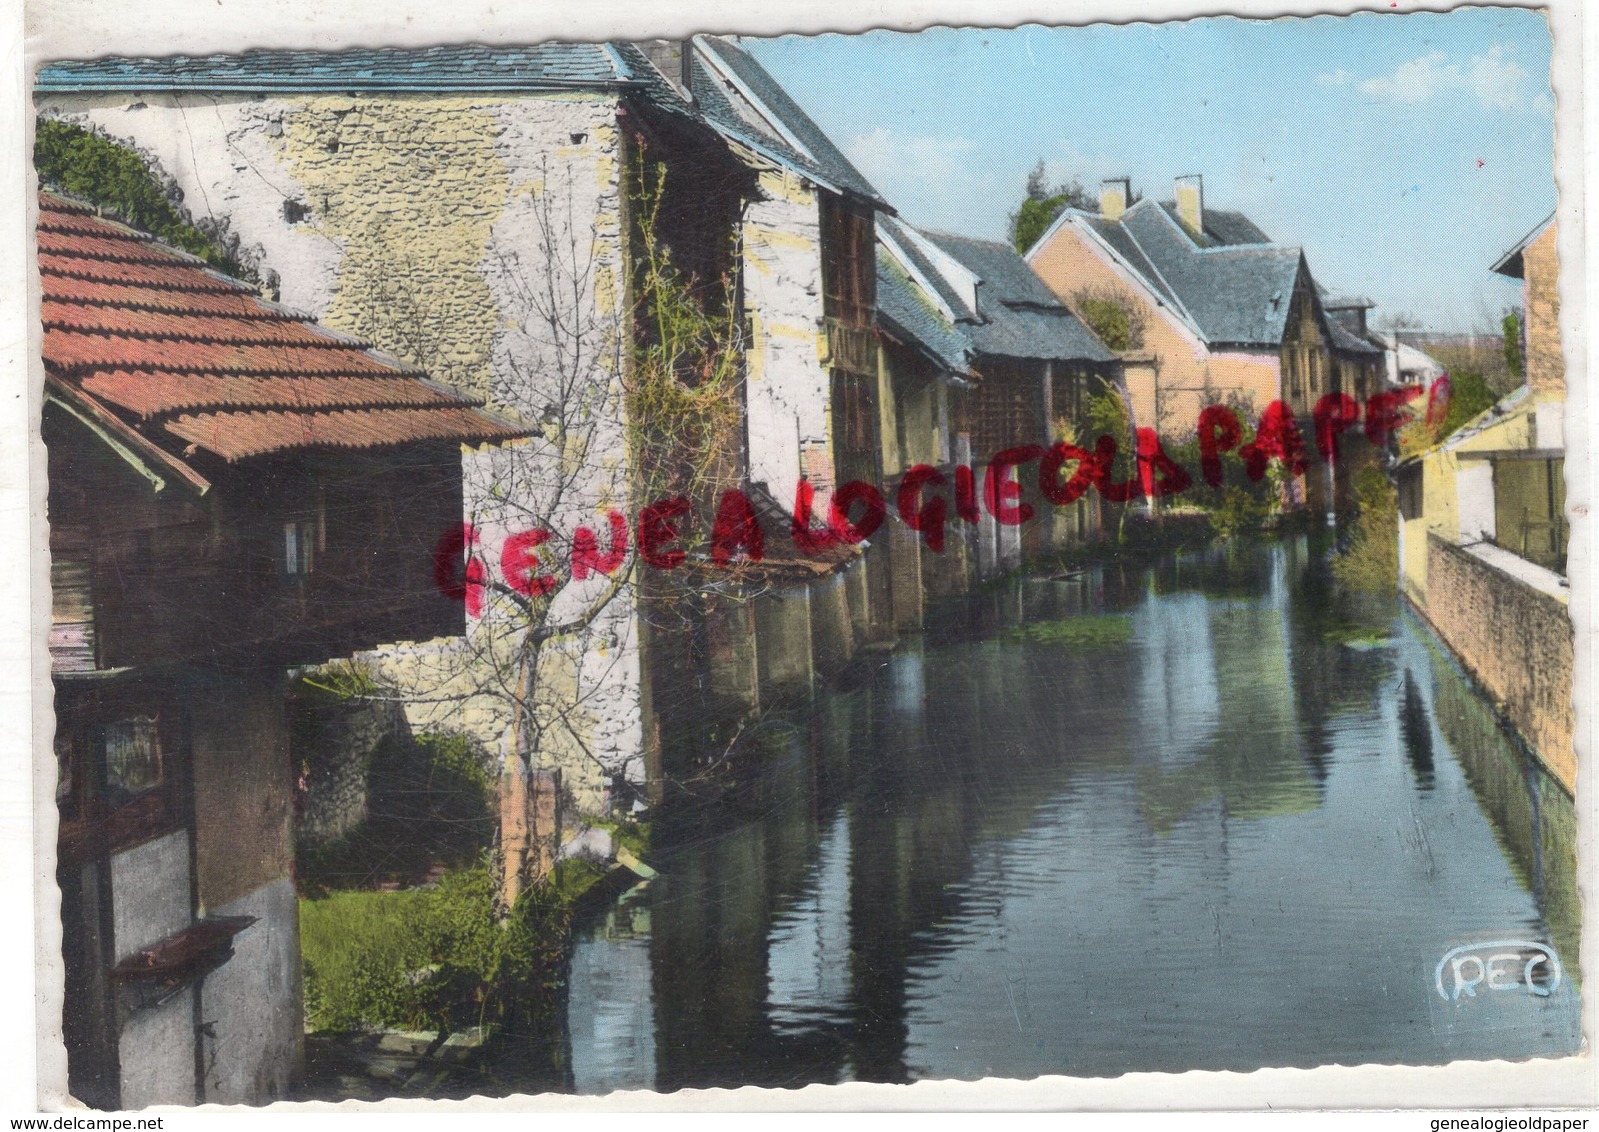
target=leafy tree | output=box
[1009,159,1097,253]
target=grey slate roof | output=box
[34,43,630,91]
[1326,317,1381,357]
[875,246,972,376]
[1118,199,1303,347]
[1157,202,1272,247]
[689,37,886,207]
[877,216,972,321]
[1077,214,1180,308]
[920,230,1115,365]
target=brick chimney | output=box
[1100,177,1131,221]
[1175,174,1204,238]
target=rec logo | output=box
[1435,941,1563,1001]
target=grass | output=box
[300,856,616,1035]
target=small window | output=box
[283,519,314,577]
[101,717,162,803]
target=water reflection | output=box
[566,539,1581,1090]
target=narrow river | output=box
[560,538,1581,1091]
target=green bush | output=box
[1071,289,1146,353]
[1332,465,1399,593]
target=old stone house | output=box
[1024,176,1383,509]
[876,215,1116,582]
[39,191,521,1108]
[34,44,767,837]
[1395,213,1571,792]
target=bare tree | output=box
[347,153,747,909]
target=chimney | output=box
[1100,177,1131,222]
[637,39,695,104]
[1174,174,1204,238]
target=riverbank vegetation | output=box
[1332,465,1399,593]
[292,673,649,1038]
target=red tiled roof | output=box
[38,190,526,465]
[80,371,464,418]
[166,406,533,461]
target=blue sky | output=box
[744,8,1555,332]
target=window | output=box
[102,716,162,802]
[283,519,314,577]
[57,707,180,867]
[1493,457,1567,575]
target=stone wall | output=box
[291,697,407,851]
[1423,533,1574,792]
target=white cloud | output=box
[1469,45,1528,111]
[1358,52,1459,104]
[1533,92,1554,115]
[1316,68,1355,86]
[1351,45,1532,111]
[845,128,977,184]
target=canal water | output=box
[561,538,1582,1092]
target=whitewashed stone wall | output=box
[741,167,833,512]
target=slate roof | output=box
[688,37,887,207]
[39,191,525,468]
[875,245,972,376]
[1111,199,1304,348]
[920,231,1115,364]
[877,215,972,322]
[34,43,630,91]
[40,38,891,212]
[1156,202,1272,247]
[1325,317,1381,357]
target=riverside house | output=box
[1024,175,1383,512]
[35,38,908,851]
[1395,213,1572,792]
[876,216,1117,582]
[40,190,522,1108]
